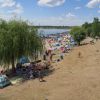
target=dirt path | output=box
[0,41,100,100]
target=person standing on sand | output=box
[50,53,53,62]
[46,49,52,65]
[60,52,64,60]
[50,49,54,62]
[43,51,46,61]
[38,68,44,82]
[37,63,45,82]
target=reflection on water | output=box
[38,28,70,35]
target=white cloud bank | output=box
[0,0,23,19]
[8,3,23,15]
[0,0,16,8]
[33,12,83,26]
[38,0,66,7]
[86,0,100,8]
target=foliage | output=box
[0,19,43,69]
[82,17,100,38]
[70,26,86,45]
[91,18,100,37]
[70,17,100,45]
[82,22,92,37]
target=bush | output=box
[70,27,86,45]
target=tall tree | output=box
[82,22,92,37]
[92,17,100,37]
[0,19,43,70]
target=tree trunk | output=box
[35,51,37,60]
[11,55,16,74]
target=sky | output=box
[0,0,100,26]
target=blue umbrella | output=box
[0,75,11,88]
[19,56,30,64]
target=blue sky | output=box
[0,0,100,26]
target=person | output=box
[29,70,33,79]
[50,52,53,62]
[45,50,48,56]
[0,69,9,81]
[38,69,44,82]
[78,51,82,58]
[95,36,98,41]
[0,69,3,75]
[60,52,64,60]
[43,53,46,61]
[37,63,45,82]
[16,63,22,75]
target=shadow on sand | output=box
[8,67,55,85]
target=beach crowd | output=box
[44,33,75,62]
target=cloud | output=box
[37,0,66,7]
[0,12,13,20]
[0,0,16,8]
[32,12,83,26]
[8,3,23,15]
[86,0,100,8]
[66,13,76,18]
[0,0,24,16]
[75,7,81,10]
[33,17,82,26]
[98,10,100,13]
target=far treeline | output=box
[0,19,43,70]
[34,26,72,29]
[70,17,100,45]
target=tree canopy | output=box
[70,17,100,45]
[92,18,100,37]
[70,26,86,45]
[82,17,100,38]
[0,19,43,69]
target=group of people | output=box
[16,60,49,82]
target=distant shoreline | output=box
[38,28,70,36]
[34,26,75,29]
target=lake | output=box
[38,28,70,35]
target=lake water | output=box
[38,28,70,35]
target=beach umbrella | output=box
[19,56,30,64]
[0,75,11,88]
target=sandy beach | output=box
[0,0,99,99]
[0,40,100,100]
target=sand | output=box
[0,40,100,100]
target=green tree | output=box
[82,22,89,29]
[0,19,43,70]
[82,22,92,37]
[70,26,86,45]
[92,17,100,37]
